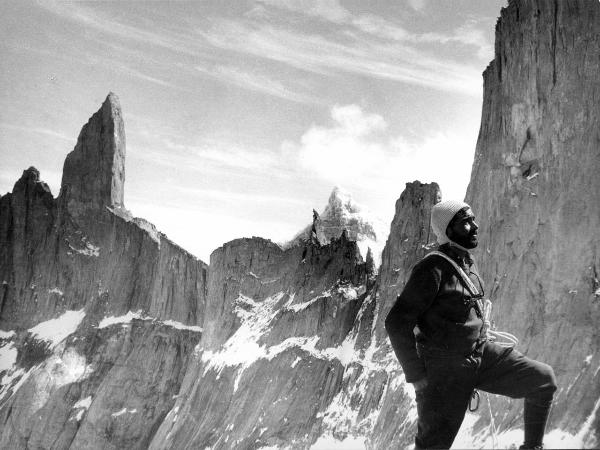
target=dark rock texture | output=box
[466,0,600,446]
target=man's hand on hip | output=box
[413,378,428,392]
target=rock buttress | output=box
[466,0,600,444]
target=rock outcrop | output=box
[0,94,208,449]
[466,0,600,446]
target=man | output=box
[385,199,556,450]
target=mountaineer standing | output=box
[385,200,557,449]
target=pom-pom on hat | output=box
[431,200,470,245]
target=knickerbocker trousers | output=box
[414,341,557,449]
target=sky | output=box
[1,0,507,263]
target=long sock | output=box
[523,397,552,447]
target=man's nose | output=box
[473,221,479,231]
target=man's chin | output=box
[464,237,478,249]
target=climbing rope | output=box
[482,299,519,348]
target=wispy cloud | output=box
[195,65,323,104]
[0,122,73,143]
[173,185,306,207]
[39,1,201,57]
[197,20,483,95]
[255,0,350,23]
[38,1,489,97]
[127,127,293,181]
[416,20,493,59]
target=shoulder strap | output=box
[423,251,480,297]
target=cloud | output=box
[256,0,350,23]
[40,1,200,56]
[284,104,478,201]
[417,20,493,60]
[195,65,323,104]
[39,1,489,96]
[172,185,307,207]
[284,104,388,183]
[197,21,482,95]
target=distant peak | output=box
[326,186,361,214]
[286,186,387,264]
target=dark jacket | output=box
[384,244,485,383]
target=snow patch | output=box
[311,434,366,449]
[68,240,100,257]
[0,330,15,339]
[585,354,592,364]
[48,288,64,296]
[98,311,203,332]
[286,291,331,313]
[111,407,138,417]
[29,309,85,348]
[25,347,93,413]
[98,310,143,328]
[161,319,202,332]
[0,342,17,372]
[73,396,92,410]
[337,285,358,300]
[72,396,92,422]
[0,368,31,402]
[202,291,362,392]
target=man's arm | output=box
[384,261,440,384]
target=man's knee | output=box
[529,362,557,403]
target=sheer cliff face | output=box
[466,0,600,443]
[0,94,207,449]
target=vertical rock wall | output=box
[466,0,600,444]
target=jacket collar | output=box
[438,243,474,269]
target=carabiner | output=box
[469,389,480,412]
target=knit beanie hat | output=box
[431,200,470,245]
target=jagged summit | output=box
[59,92,126,218]
[13,167,50,193]
[287,186,386,264]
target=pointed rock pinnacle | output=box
[60,93,126,218]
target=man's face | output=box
[446,207,479,249]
